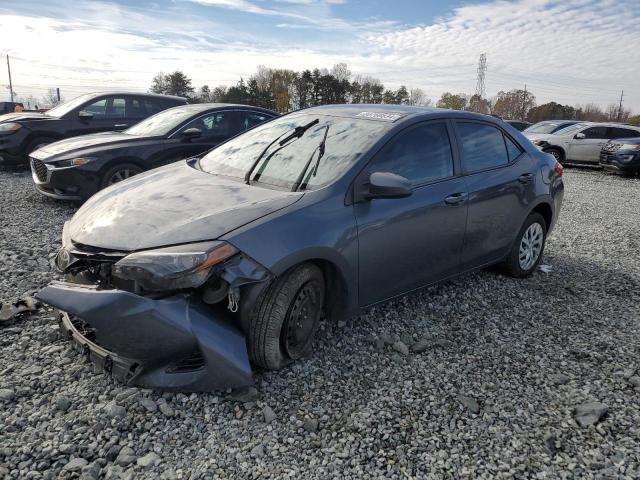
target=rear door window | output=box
[240,111,275,131]
[456,122,509,172]
[609,127,640,139]
[504,135,523,161]
[582,127,607,139]
[369,122,454,186]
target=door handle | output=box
[444,192,468,206]
[115,124,129,128]
[518,173,534,184]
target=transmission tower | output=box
[475,53,487,98]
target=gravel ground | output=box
[1,167,639,479]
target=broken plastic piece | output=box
[0,296,40,324]
[538,264,553,273]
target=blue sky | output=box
[1,0,639,112]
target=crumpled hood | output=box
[68,161,302,251]
[33,132,147,161]
[0,112,55,123]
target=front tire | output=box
[502,212,547,277]
[248,264,325,369]
[100,163,143,189]
[544,148,563,164]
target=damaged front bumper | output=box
[37,281,254,391]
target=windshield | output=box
[45,94,95,118]
[199,114,388,190]
[554,123,587,136]
[126,107,196,136]
[525,122,563,134]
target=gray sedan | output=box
[37,104,564,391]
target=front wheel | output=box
[501,212,547,277]
[100,163,143,189]
[544,148,563,164]
[248,263,325,369]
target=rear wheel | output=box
[248,263,324,369]
[100,163,143,188]
[544,148,563,164]
[501,212,547,277]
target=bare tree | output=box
[42,88,63,106]
[407,88,431,106]
[331,63,351,83]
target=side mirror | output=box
[365,171,412,199]
[181,127,202,140]
[574,132,586,140]
[78,110,93,120]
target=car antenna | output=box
[244,119,319,185]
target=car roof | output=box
[297,104,502,124]
[159,103,279,115]
[570,121,640,130]
[78,91,187,102]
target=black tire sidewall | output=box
[506,212,547,277]
[249,264,325,369]
[100,163,143,189]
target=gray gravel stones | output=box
[139,397,158,413]
[137,452,161,468]
[574,402,609,427]
[1,168,640,478]
[55,395,71,411]
[104,402,127,419]
[457,394,480,414]
[392,340,409,355]
[63,457,88,472]
[302,417,319,433]
[262,405,276,423]
[0,388,15,401]
[549,373,570,385]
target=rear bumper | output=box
[36,281,253,391]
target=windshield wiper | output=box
[291,125,330,192]
[244,119,319,185]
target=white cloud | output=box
[1,0,639,111]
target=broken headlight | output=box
[112,241,238,292]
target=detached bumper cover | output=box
[36,282,253,391]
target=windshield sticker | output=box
[355,111,405,122]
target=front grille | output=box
[601,143,622,153]
[167,350,205,373]
[31,158,48,182]
[69,315,97,343]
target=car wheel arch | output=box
[266,251,353,321]
[544,145,565,162]
[529,201,553,231]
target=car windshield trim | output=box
[45,94,97,118]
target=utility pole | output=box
[617,90,624,122]
[474,53,487,99]
[56,87,61,103]
[522,84,527,121]
[6,54,14,102]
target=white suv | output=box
[525,122,640,164]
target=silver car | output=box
[525,122,640,164]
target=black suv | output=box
[0,92,187,165]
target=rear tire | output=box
[100,163,143,189]
[248,263,325,369]
[501,212,547,278]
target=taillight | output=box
[554,162,564,177]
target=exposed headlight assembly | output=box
[531,139,546,146]
[0,122,22,134]
[112,241,238,291]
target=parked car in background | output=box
[29,104,277,201]
[524,120,580,135]
[37,105,564,391]
[526,122,640,164]
[505,120,532,131]
[600,138,640,175]
[0,102,24,114]
[0,92,187,165]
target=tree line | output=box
[150,66,639,125]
